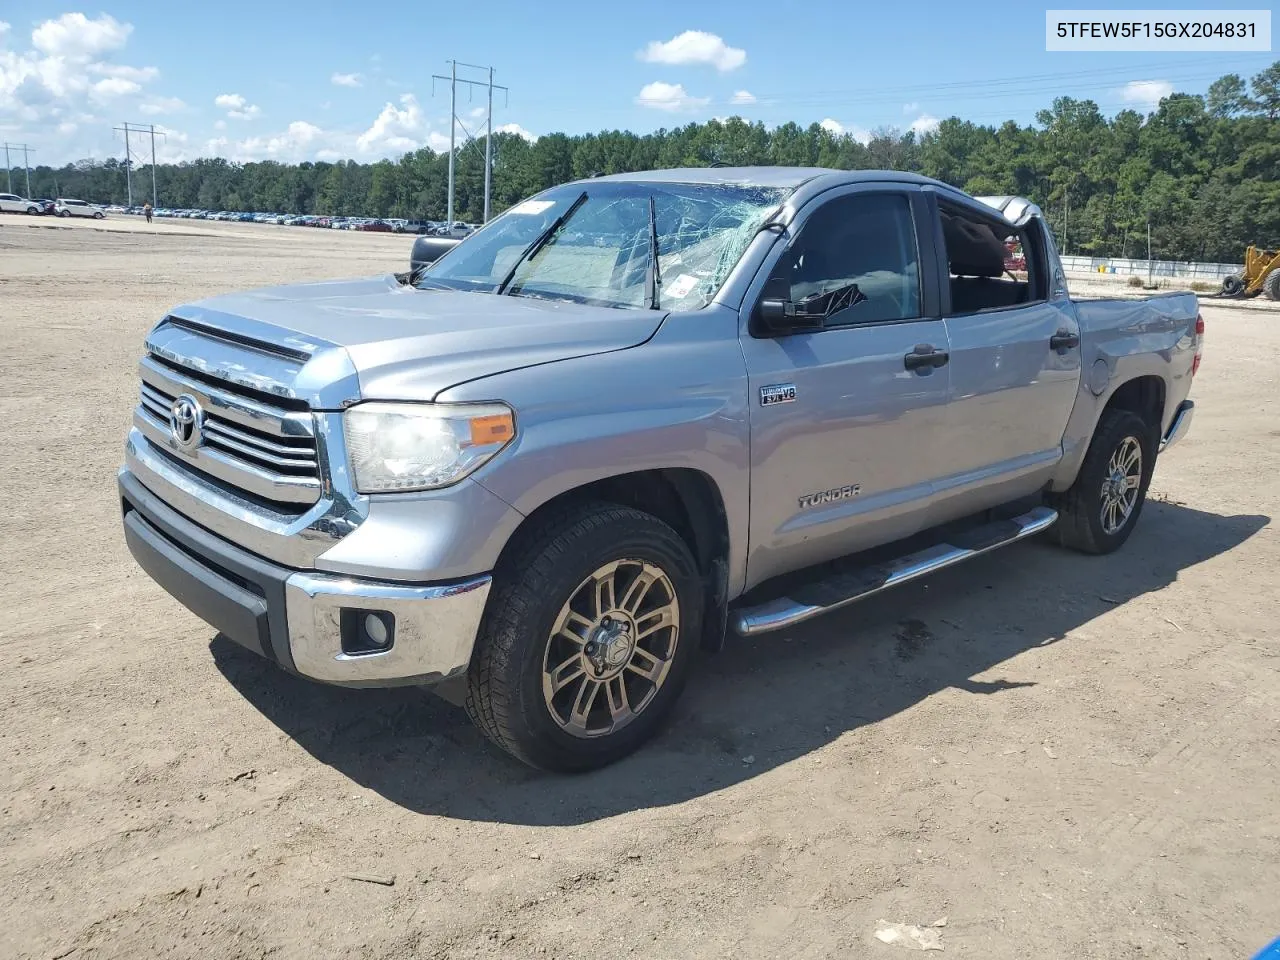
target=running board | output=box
[731,506,1059,637]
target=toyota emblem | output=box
[169,394,203,451]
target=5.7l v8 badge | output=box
[759,383,797,406]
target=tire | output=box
[1263,268,1280,302]
[94,211,105,220]
[465,502,703,772]
[58,209,69,218]
[1221,274,1244,297]
[25,206,38,215]
[1053,409,1156,555]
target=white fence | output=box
[1060,255,1240,281]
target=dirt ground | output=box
[2,216,1277,960]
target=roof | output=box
[584,166,951,191]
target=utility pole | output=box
[116,122,166,209]
[484,65,493,224]
[1152,224,1162,288]
[4,143,34,196]
[432,61,509,225]
[117,122,133,206]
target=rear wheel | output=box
[1263,268,1280,301]
[1053,409,1155,555]
[465,502,701,772]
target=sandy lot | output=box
[2,217,1278,960]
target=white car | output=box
[55,198,106,219]
[0,192,43,214]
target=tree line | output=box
[7,62,1277,263]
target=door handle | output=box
[904,345,950,371]
[1050,330,1080,351]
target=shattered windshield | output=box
[417,181,791,310]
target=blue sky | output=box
[0,1,1273,167]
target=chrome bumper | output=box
[1160,400,1194,453]
[120,467,490,686]
[285,572,490,684]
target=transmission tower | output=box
[4,142,34,196]
[431,61,508,225]
[115,122,167,209]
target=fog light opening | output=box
[340,609,396,656]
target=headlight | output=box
[343,401,516,493]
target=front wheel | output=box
[1052,408,1156,554]
[1264,268,1280,301]
[94,211,105,220]
[26,206,38,215]
[58,209,69,217]
[466,502,702,772]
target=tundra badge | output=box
[798,484,861,509]
[760,383,797,406]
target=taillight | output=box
[1191,312,1204,377]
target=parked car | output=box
[118,167,1200,772]
[0,192,44,214]
[32,198,57,215]
[55,198,106,219]
[358,219,394,233]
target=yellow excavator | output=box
[1221,246,1280,299]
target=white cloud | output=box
[215,92,260,119]
[495,122,537,142]
[1120,79,1173,111]
[909,114,940,136]
[331,72,362,88]
[32,12,131,58]
[426,131,451,152]
[91,76,140,99]
[214,119,226,130]
[636,81,710,112]
[356,93,424,153]
[469,106,486,120]
[139,96,186,115]
[0,12,162,137]
[0,22,11,42]
[206,120,326,163]
[730,89,756,105]
[89,62,158,82]
[639,31,745,71]
[902,101,919,114]
[819,118,872,144]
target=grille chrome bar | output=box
[135,355,322,508]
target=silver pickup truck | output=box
[119,167,1201,771]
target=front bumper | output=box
[120,469,491,687]
[1160,399,1195,453]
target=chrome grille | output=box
[133,355,322,508]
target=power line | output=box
[115,122,167,209]
[3,142,34,197]
[432,60,508,225]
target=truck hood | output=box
[158,275,664,406]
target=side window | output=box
[940,206,1044,315]
[770,193,921,326]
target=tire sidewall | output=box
[1081,411,1156,550]
[492,510,702,771]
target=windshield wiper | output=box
[643,194,661,310]
[496,191,588,296]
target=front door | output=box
[739,188,952,590]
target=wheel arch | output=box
[1051,371,1169,492]
[492,468,733,652]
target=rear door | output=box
[926,192,1081,521]
[739,185,952,589]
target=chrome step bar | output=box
[731,506,1059,637]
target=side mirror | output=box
[758,297,825,334]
